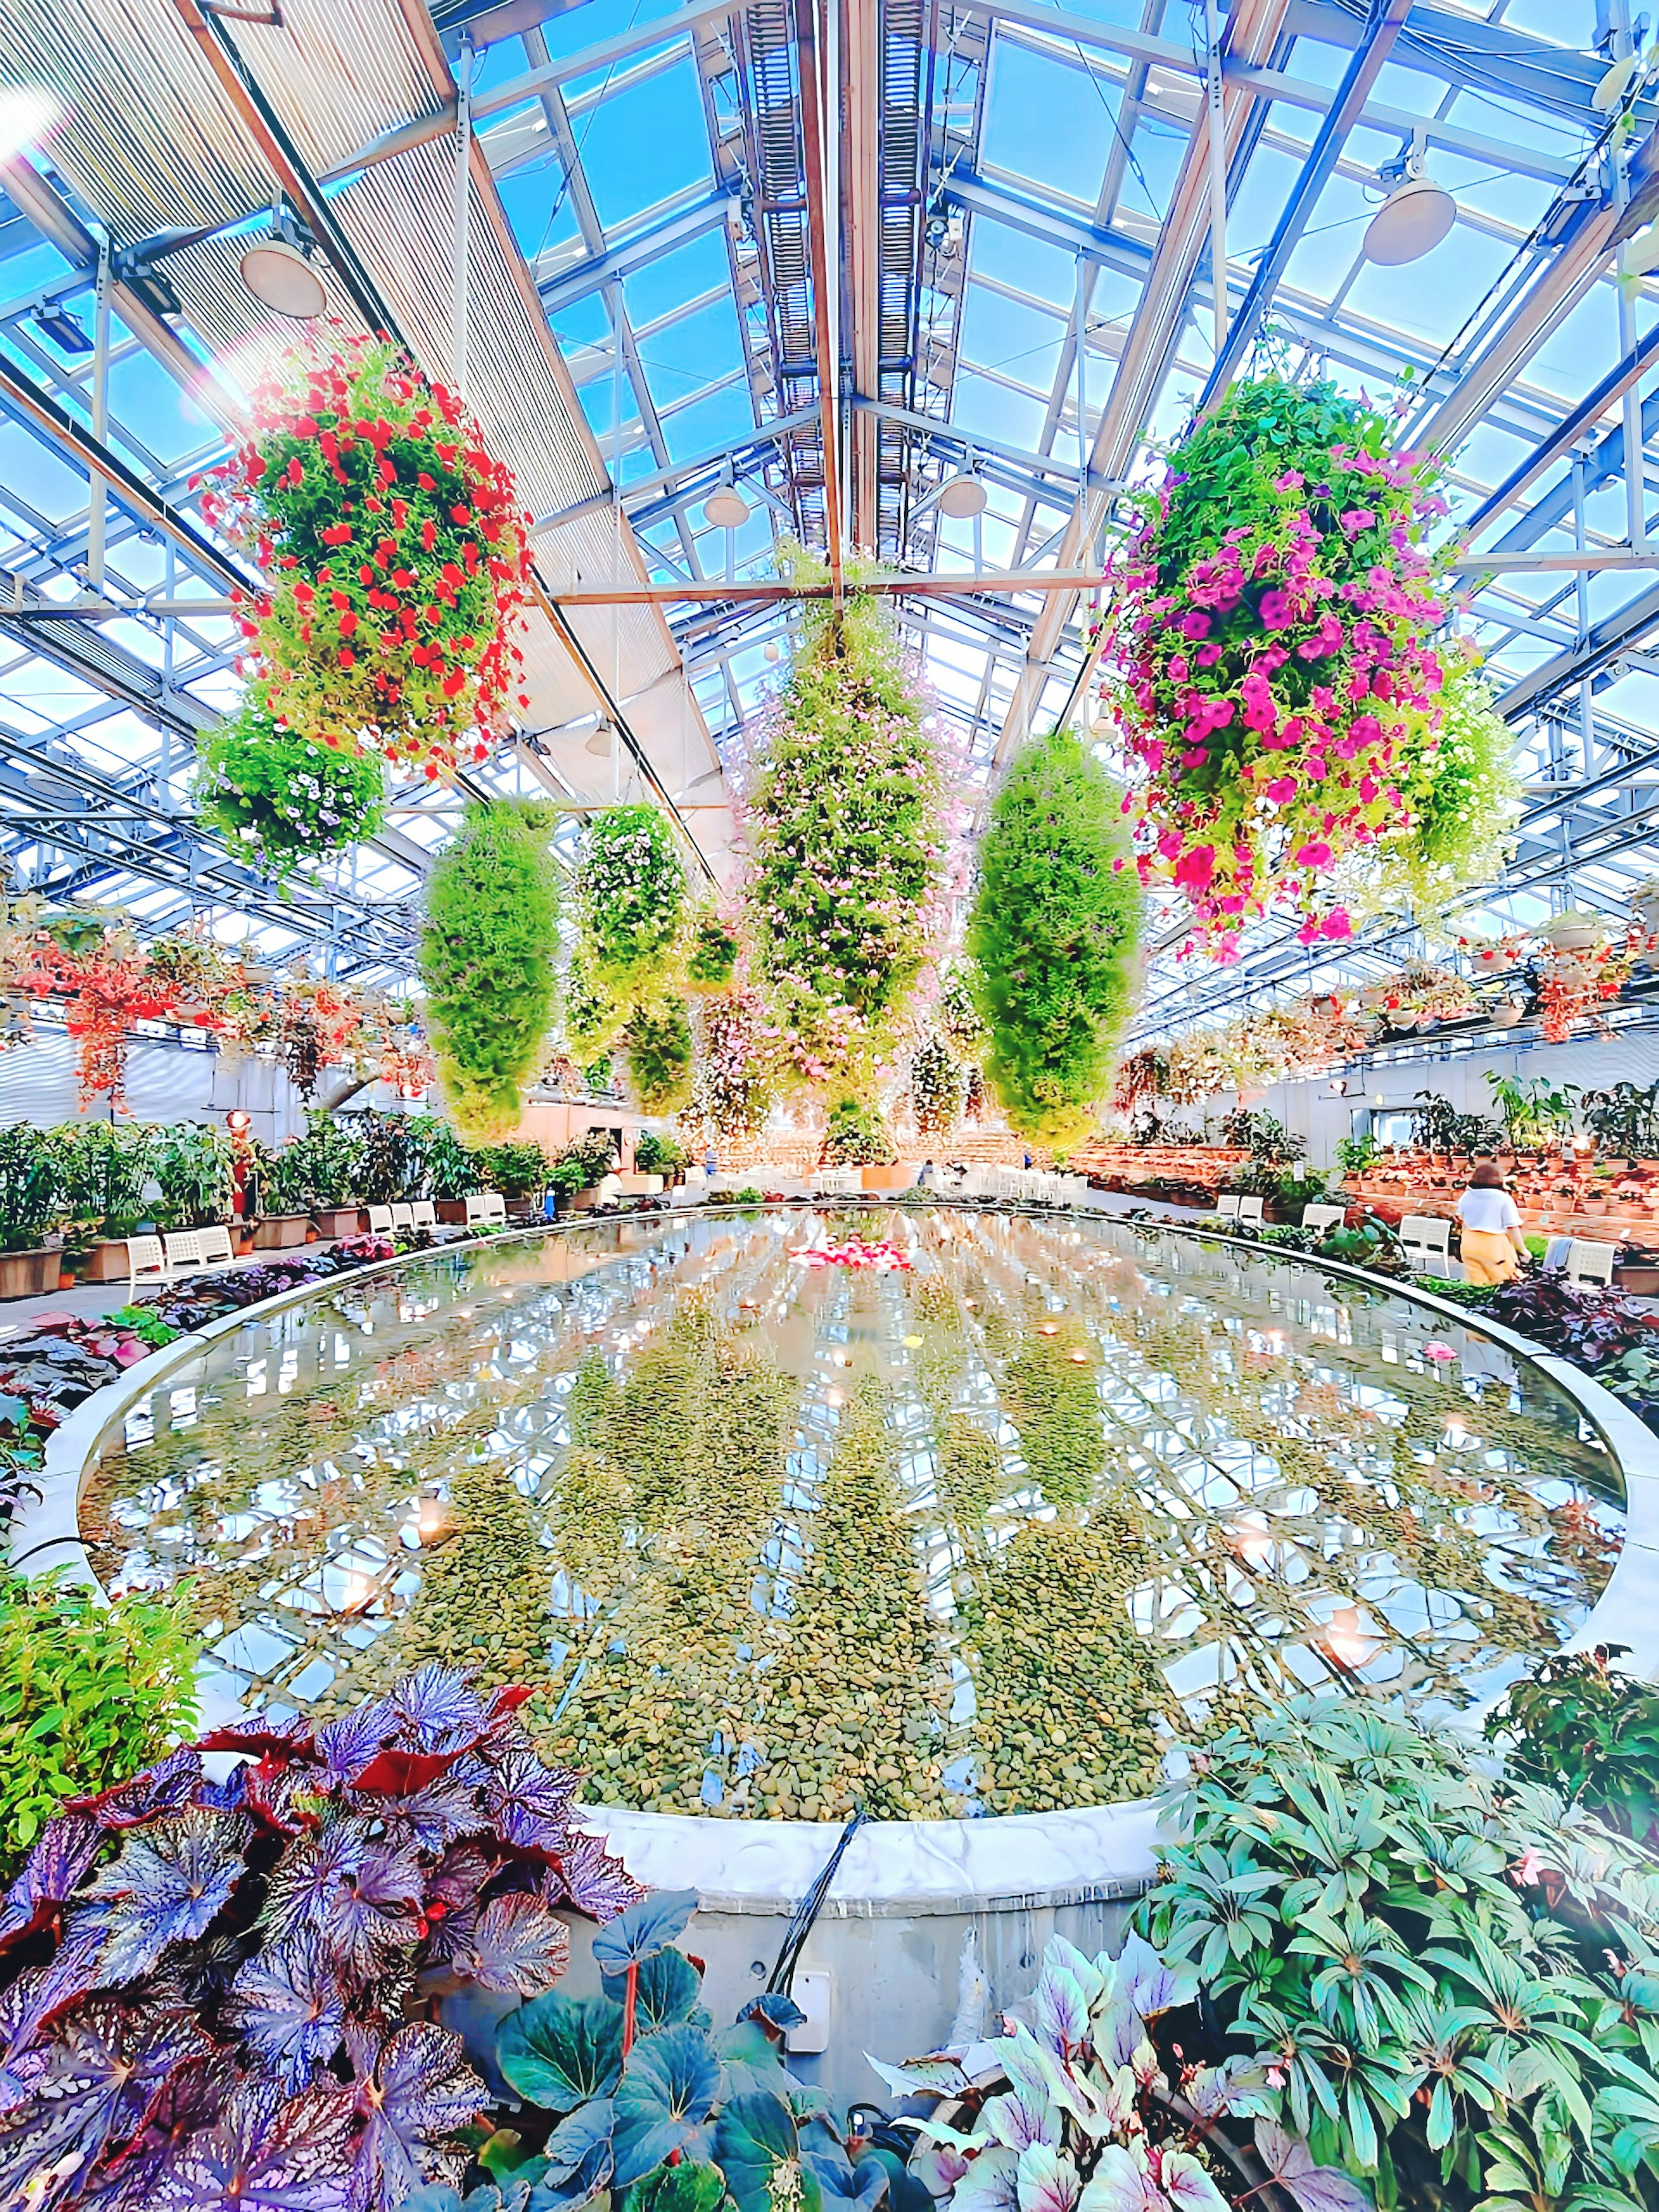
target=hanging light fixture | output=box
[1363,146,1456,267]
[240,235,328,319]
[703,483,751,529]
[936,470,988,518]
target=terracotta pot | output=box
[569,1187,600,1212]
[312,1207,365,1239]
[861,1163,911,1192]
[0,1246,57,1300]
[1616,1265,1659,1294]
[253,1213,311,1250]
[76,1237,136,1284]
[235,1231,256,1257]
[435,1198,468,1225]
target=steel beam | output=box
[793,0,844,593]
[556,570,1104,602]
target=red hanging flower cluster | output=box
[197,336,534,778]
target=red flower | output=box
[320,522,352,545]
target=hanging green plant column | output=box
[967,726,1141,1147]
[420,798,560,1142]
[742,590,947,1084]
[622,998,695,1115]
[574,805,687,1003]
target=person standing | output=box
[1455,1162,1529,1284]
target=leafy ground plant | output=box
[1486,1644,1659,1848]
[882,1928,1365,2212]
[1138,1694,1659,2211]
[477,1888,891,2212]
[0,1665,641,2211]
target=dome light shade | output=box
[702,486,750,529]
[239,238,327,318]
[1363,175,1456,266]
[937,472,988,518]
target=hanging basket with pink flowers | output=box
[1102,375,1455,960]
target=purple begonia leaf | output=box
[262,1818,420,1978]
[1031,1964,1089,2056]
[1155,2150,1228,2212]
[1071,2143,1159,2212]
[194,1717,317,1766]
[149,2080,356,2211]
[0,1814,104,1950]
[418,1844,492,1967]
[315,1700,399,1784]
[66,1747,203,1831]
[552,1832,643,1923]
[222,1932,347,2092]
[861,2053,969,2100]
[83,2053,239,2212]
[244,1756,326,1837]
[391,1666,488,1752]
[89,1810,250,1983]
[155,1929,253,2014]
[910,2143,971,2198]
[1114,1936,1194,2023]
[348,2023,483,2212]
[0,1998,207,2210]
[1252,2122,1371,2212]
[451,1891,571,1997]
[1014,2142,1080,2212]
[482,1747,578,1854]
[1182,2062,1241,2124]
[950,2147,1021,2212]
[372,1778,481,1855]
[0,1920,111,2085]
[193,1767,249,1815]
[983,2093,1061,2155]
[590,1888,697,1974]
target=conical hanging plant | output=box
[420,799,560,1141]
[741,578,948,1086]
[623,998,695,1114]
[573,805,688,1005]
[967,726,1141,1148]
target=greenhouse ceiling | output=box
[0,0,1657,1025]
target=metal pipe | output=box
[793,0,845,595]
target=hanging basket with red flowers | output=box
[197,337,534,782]
[22,918,173,1111]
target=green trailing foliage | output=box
[623,999,696,1116]
[195,692,388,880]
[575,806,688,1004]
[0,1570,200,1880]
[685,912,739,992]
[967,727,1141,1147]
[819,1094,896,1166]
[743,583,947,1084]
[563,950,623,1060]
[421,799,561,1143]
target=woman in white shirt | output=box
[1454,1163,1529,1284]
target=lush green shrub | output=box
[339,1106,429,1203]
[0,1122,67,1252]
[820,1094,896,1166]
[744,590,947,1084]
[623,998,695,1115]
[563,949,622,1059]
[421,799,560,1141]
[475,1138,553,1198]
[967,727,1141,1147]
[407,1113,478,1200]
[634,1130,690,1176]
[273,1109,363,1208]
[1140,1693,1659,2211]
[558,1130,620,1189]
[55,1119,158,1243]
[0,1570,200,1879]
[686,910,739,992]
[153,1120,236,1227]
[575,805,687,1002]
[195,695,387,879]
[1487,1643,1659,1847]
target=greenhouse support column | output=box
[87,238,112,589]
[1204,0,1227,362]
[452,37,473,404]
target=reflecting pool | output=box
[81,1206,1624,1819]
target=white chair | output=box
[1565,1239,1618,1289]
[1302,1203,1345,1236]
[196,1225,235,1268]
[127,1235,166,1294]
[1236,1196,1265,1225]
[409,1200,437,1230]
[810,1167,859,1197]
[1399,1214,1453,1273]
[472,1190,508,1226]
[390,1203,415,1231]
[1218,1194,1243,1221]
[366,1204,396,1236]
[162,1230,201,1274]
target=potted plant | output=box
[155,1121,236,1234]
[553,1131,617,1212]
[632,1129,689,1192]
[0,1123,67,1298]
[278,1109,365,1237]
[248,1140,314,1249]
[474,1138,553,1217]
[415,1116,480,1224]
[55,1118,161,1281]
[820,1094,906,1191]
